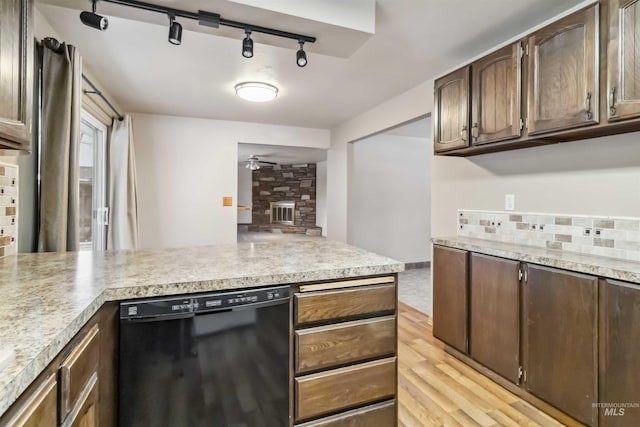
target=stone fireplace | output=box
[250,164,321,235]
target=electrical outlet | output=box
[505,194,515,211]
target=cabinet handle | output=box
[460,125,468,142]
[610,87,617,116]
[585,92,593,120]
[471,123,479,141]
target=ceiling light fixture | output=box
[80,0,108,31]
[296,41,307,67]
[242,30,254,58]
[245,160,261,170]
[92,0,315,67]
[168,14,182,45]
[235,82,278,102]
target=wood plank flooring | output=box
[397,302,566,427]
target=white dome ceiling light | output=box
[235,82,279,102]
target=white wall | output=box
[432,134,640,237]
[316,160,327,236]
[348,133,432,263]
[237,166,252,224]
[133,114,330,248]
[327,79,434,241]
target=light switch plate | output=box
[223,196,233,207]
[505,194,515,211]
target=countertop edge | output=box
[432,237,640,284]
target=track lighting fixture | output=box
[80,0,317,67]
[296,41,307,67]
[242,30,254,58]
[80,0,108,31]
[168,14,182,45]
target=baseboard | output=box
[404,261,431,270]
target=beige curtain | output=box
[37,43,82,252]
[107,116,139,250]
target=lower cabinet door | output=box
[524,265,597,426]
[432,245,468,353]
[0,374,57,427]
[295,400,396,427]
[295,357,396,422]
[599,279,640,426]
[469,254,520,383]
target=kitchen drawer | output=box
[295,316,396,374]
[295,357,397,422]
[295,283,396,325]
[59,324,99,421]
[0,374,57,427]
[295,400,396,427]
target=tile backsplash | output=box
[0,162,18,257]
[458,209,640,262]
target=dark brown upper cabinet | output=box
[432,245,468,354]
[0,0,33,151]
[599,278,640,426]
[434,66,470,152]
[471,42,523,145]
[469,254,520,384]
[608,0,640,122]
[524,265,598,427]
[527,5,599,135]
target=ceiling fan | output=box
[243,155,277,170]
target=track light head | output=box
[296,41,307,67]
[242,30,254,58]
[168,15,182,45]
[80,0,108,31]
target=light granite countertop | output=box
[433,236,640,283]
[0,240,404,417]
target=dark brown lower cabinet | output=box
[432,245,468,353]
[469,254,520,383]
[524,265,598,426]
[599,279,640,426]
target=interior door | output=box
[524,265,597,426]
[434,66,470,152]
[469,254,520,383]
[471,42,523,145]
[527,5,599,135]
[608,0,640,121]
[599,278,640,426]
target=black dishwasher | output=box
[119,286,291,427]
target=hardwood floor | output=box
[397,302,566,427]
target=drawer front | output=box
[295,400,396,427]
[295,357,397,422]
[59,325,99,420]
[295,284,396,325]
[296,316,396,374]
[0,374,57,427]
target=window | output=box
[79,111,108,251]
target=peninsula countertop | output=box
[0,240,404,416]
[433,236,640,283]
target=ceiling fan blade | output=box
[258,161,278,165]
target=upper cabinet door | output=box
[0,0,33,151]
[527,5,599,135]
[471,43,523,145]
[434,66,470,152]
[608,0,640,121]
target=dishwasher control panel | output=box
[120,285,291,319]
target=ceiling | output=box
[238,143,327,165]
[37,0,585,129]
